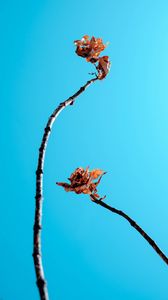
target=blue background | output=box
[1,0,168,299]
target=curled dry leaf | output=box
[97,56,111,80]
[74,35,111,80]
[56,167,106,201]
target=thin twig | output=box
[33,77,98,300]
[91,196,168,265]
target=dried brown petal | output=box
[97,56,111,80]
[90,169,103,179]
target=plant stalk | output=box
[91,196,168,265]
[33,77,98,300]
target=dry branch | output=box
[91,195,168,265]
[33,77,98,300]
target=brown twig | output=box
[91,196,168,265]
[33,77,98,300]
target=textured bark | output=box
[91,196,168,265]
[33,77,98,300]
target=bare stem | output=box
[33,77,98,300]
[91,196,168,265]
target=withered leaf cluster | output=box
[74,35,110,80]
[56,167,106,201]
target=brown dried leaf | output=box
[97,56,111,80]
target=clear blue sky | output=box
[1,0,168,299]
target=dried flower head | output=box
[74,35,106,62]
[74,35,111,80]
[56,167,106,201]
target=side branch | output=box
[33,77,98,300]
[92,198,168,265]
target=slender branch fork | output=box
[91,196,168,265]
[33,77,98,300]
